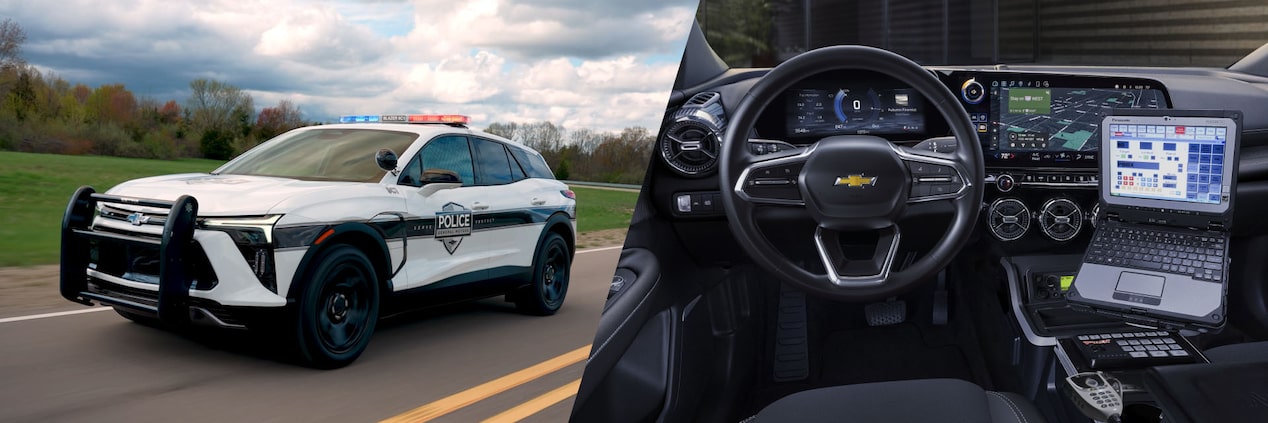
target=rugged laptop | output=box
[1068,109,1241,330]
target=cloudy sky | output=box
[0,0,697,132]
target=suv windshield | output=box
[698,0,1266,68]
[216,128,419,182]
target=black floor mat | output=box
[819,323,975,386]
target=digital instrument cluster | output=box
[783,84,925,138]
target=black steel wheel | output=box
[293,245,379,369]
[516,232,571,315]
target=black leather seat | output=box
[754,378,1046,423]
[1203,341,1268,364]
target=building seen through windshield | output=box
[699,0,1268,67]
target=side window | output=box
[398,155,423,187]
[508,147,556,180]
[505,146,528,181]
[473,138,514,186]
[414,136,474,186]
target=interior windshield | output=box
[215,128,418,182]
[698,0,1263,68]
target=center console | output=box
[1004,254,1268,423]
[1003,255,1129,346]
[1002,255,1209,423]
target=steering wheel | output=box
[718,45,984,302]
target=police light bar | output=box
[338,114,470,125]
[339,115,380,123]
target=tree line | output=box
[485,122,653,185]
[0,18,655,184]
[0,19,310,160]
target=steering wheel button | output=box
[911,184,931,197]
[753,178,794,186]
[908,163,952,176]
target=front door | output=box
[397,135,488,290]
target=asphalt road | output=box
[0,247,622,423]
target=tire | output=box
[292,245,380,369]
[515,232,571,316]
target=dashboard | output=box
[656,62,1268,250]
[751,70,1173,168]
[659,68,1196,248]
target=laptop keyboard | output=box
[1086,223,1227,282]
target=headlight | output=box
[201,215,282,293]
[202,215,283,245]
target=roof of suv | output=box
[311,122,533,153]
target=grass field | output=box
[570,186,639,233]
[0,151,638,267]
[0,152,226,267]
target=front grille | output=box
[99,205,169,227]
[87,279,159,308]
[89,238,219,290]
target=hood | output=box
[105,173,367,216]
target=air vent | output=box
[687,91,718,106]
[1039,198,1083,242]
[659,92,726,177]
[1089,203,1102,228]
[988,198,1030,241]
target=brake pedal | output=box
[865,299,907,326]
[773,284,809,382]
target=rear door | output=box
[470,138,542,273]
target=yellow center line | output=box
[380,344,591,423]
[481,378,583,423]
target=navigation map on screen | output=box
[993,87,1166,154]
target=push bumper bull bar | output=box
[60,186,199,324]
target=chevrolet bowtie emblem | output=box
[834,174,877,188]
[126,212,150,226]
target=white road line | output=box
[0,307,111,324]
[577,245,623,254]
[1,245,626,324]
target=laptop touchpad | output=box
[1115,272,1165,297]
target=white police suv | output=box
[60,114,577,368]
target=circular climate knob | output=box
[996,174,1015,192]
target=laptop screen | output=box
[1100,112,1238,215]
[1106,124,1227,205]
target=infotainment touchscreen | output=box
[988,86,1167,163]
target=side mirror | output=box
[376,149,398,173]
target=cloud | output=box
[0,0,697,132]
[254,8,389,68]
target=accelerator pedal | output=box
[864,298,907,326]
[773,284,810,382]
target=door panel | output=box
[471,139,542,270]
[397,136,488,290]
